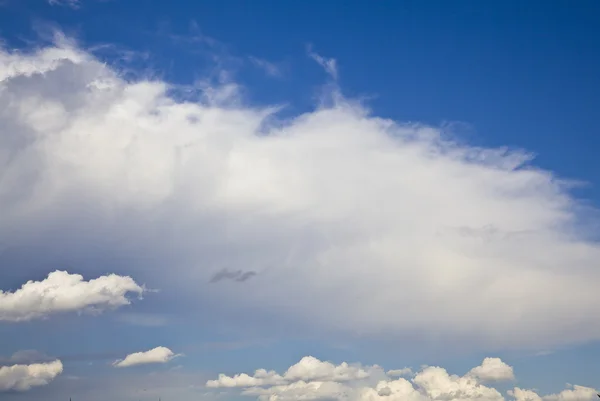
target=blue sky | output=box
[0,1,599,400]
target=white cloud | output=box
[207,357,596,401]
[2,37,600,350]
[207,356,374,389]
[0,360,63,392]
[541,384,598,401]
[509,385,598,401]
[113,346,180,368]
[467,357,515,382]
[386,368,413,377]
[0,271,144,322]
[307,45,338,80]
[249,56,283,78]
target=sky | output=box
[0,0,600,400]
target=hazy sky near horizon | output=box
[1,1,600,400]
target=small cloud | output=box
[210,269,257,284]
[248,56,283,78]
[48,0,80,8]
[113,347,181,368]
[307,44,338,80]
[386,367,413,377]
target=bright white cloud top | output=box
[206,356,596,401]
[0,360,63,392]
[2,35,600,350]
[467,357,515,382]
[0,271,143,322]
[113,346,179,368]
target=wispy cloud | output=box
[47,0,80,8]
[307,44,338,80]
[248,56,283,78]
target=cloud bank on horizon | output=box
[206,356,596,401]
[2,32,600,355]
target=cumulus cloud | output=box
[0,360,63,392]
[467,357,515,382]
[207,357,597,401]
[207,356,374,389]
[2,35,600,351]
[113,346,180,368]
[0,271,144,322]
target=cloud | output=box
[0,270,144,321]
[2,36,600,351]
[467,357,515,382]
[0,271,143,322]
[206,356,374,389]
[249,56,283,78]
[210,268,257,283]
[386,368,413,377]
[307,45,338,80]
[508,385,598,401]
[207,357,597,401]
[0,360,63,392]
[113,346,180,368]
[47,0,80,8]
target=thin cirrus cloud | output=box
[0,271,144,322]
[112,347,180,368]
[206,356,596,401]
[0,360,63,392]
[2,33,600,353]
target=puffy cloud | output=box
[2,36,600,350]
[243,380,349,401]
[508,388,543,401]
[467,357,515,382]
[0,360,63,392]
[0,271,144,322]
[541,385,598,401]
[509,385,598,401]
[207,357,596,401]
[113,346,180,368]
[207,356,373,389]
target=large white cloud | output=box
[2,36,600,350]
[206,356,375,388]
[113,346,179,368]
[0,270,143,321]
[206,357,597,401]
[0,360,63,392]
